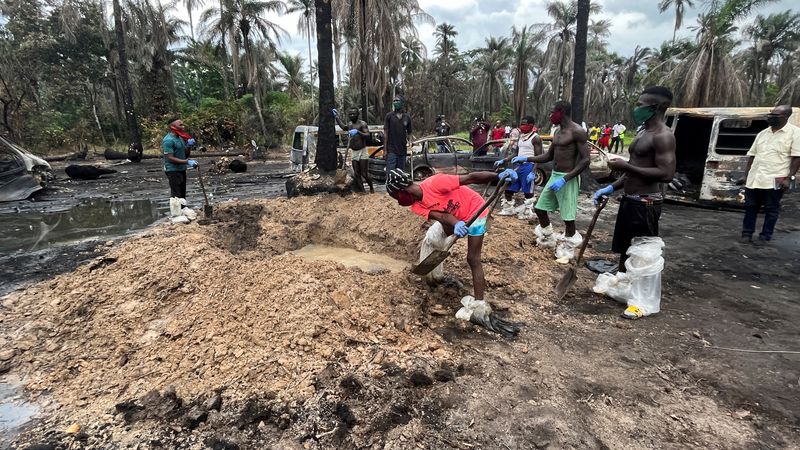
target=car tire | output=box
[413,167,433,181]
[534,167,548,187]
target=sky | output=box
[236,0,796,70]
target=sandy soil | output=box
[1,190,799,449]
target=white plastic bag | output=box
[419,222,448,284]
[625,237,665,315]
[169,197,182,217]
[592,237,665,315]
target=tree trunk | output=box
[571,0,589,123]
[314,0,337,172]
[87,80,107,147]
[573,0,593,190]
[230,31,241,96]
[188,7,195,41]
[333,22,343,106]
[359,0,368,120]
[112,0,143,162]
[307,16,314,101]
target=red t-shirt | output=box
[491,126,505,141]
[410,174,488,222]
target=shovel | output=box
[412,180,509,275]
[553,195,608,300]
[195,165,213,218]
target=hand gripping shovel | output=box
[412,180,509,276]
[195,165,213,218]
[553,195,608,300]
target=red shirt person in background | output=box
[491,120,505,149]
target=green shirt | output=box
[162,132,187,172]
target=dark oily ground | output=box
[2,165,799,449]
[0,153,290,296]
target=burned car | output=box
[367,134,624,185]
[0,135,53,202]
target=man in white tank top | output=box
[493,116,543,219]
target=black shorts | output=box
[166,170,187,198]
[611,197,662,255]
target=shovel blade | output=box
[411,250,450,275]
[553,267,577,300]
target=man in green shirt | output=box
[162,118,197,200]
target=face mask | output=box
[632,105,657,127]
[393,101,402,111]
[520,124,534,133]
[348,114,359,122]
[396,190,415,206]
[766,115,783,127]
[549,110,563,125]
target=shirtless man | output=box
[334,107,374,193]
[593,86,676,319]
[514,101,590,262]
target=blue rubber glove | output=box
[549,177,567,192]
[593,185,614,205]
[526,171,536,184]
[511,155,528,165]
[331,108,338,118]
[349,128,359,137]
[493,159,505,169]
[498,168,518,183]
[187,138,196,146]
[454,221,469,238]
[187,159,198,169]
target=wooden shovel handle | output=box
[573,196,608,266]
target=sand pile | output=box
[1,193,584,447]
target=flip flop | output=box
[622,305,644,320]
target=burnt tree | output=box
[112,0,143,163]
[314,0,337,172]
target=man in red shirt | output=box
[386,169,521,337]
[491,120,506,150]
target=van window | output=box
[0,148,24,177]
[292,132,303,150]
[714,119,767,155]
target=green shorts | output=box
[351,148,369,160]
[535,171,580,221]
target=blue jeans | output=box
[742,188,784,240]
[386,152,406,173]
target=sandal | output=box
[622,305,644,320]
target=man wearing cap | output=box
[386,168,520,337]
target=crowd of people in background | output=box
[589,121,627,153]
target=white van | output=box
[290,125,384,172]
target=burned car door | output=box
[0,146,43,202]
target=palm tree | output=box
[744,11,800,103]
[111,0,143,162]
[314,0,336,172]
[510,25,544,122]
[587,18,611,51]
[185,0,206,40]
[476,36,511,113]
[662,0,776,107]
[572,0,590,124]
[275,52,306,99]
[658,0,696,43]
[400,36,425,74]
[286,0,315,101]
[433,22,458,115]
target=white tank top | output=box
[517,132,538,158]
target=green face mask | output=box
[392,101,403,111]
[632,105,657,127]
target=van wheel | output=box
[413,168,433,181]
[534,167,548,186]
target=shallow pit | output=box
[289,244,409,273]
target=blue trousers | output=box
[742,188,784,240]
[386,152,406,173]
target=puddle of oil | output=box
[290,244,408,273]
[0,198,168,254]
[0,383,39,443]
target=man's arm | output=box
[428,211,460,230]
[356,120,369,137]
[405,113,412,134]
[743,156,755,179]
[616,131,676,181]
[562,128,590,182]
[459,171,499,185]
[533,135,543,156]
[163,138,188,165]
[334,114,347,130]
